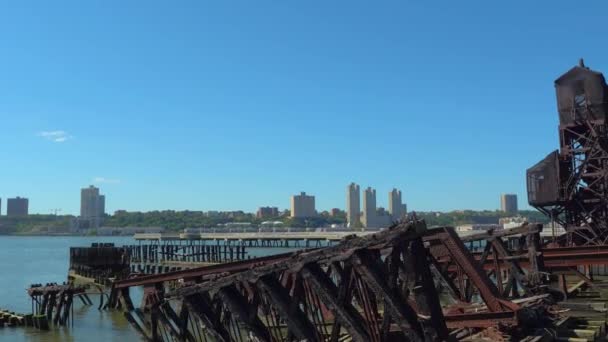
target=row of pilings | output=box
[124,243,248,264]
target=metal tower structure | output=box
[527,59,608,245]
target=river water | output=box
[0,236,294,341]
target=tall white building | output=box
[346,183,360,228]
[81,185,106,228]
[362,187,377,228]
[290,192,316,218]
[388,188,404,221]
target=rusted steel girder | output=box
[109,221,551,341]
[426,224,544,299]
[423,227,518,312]
[112,251,297,289]
[430,223,608,302]
[464,245,608,269]
[132,221,527,342]
[163,221,443,342]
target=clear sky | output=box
[1,1,607,215]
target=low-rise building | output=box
[257,206,279,219]
[329,208,342,217]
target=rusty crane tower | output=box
[528,59,608,245]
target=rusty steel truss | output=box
[108,221,559,342]
[434,223,608,301]
[528,59,608,245]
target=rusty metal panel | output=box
[527,150,561,206]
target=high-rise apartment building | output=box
[388,188,404,221]
[256,206,279,219]
[7,197,28,217]
[500,194,518,214]
[346,183,360,228]
[290,192,316,218]
[81,186,106,228]
[362,187,377,228]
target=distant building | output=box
[388,188,404,221]
[362,187,377,228]
[346,183,361,228]
[80,185,106,228]
[329,208,342,217]
[226,211,245,219]
[376,207,392,227]
[7,197,28,217]
[290,192,316,218]
[500,194,518,214]
[257,206,279,219]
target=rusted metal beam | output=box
[114,251,297,289]
[301,263,370,342]
[183,293,231,342]
[409,238,450,340]
[424,224,540,244]
[256,275,320,342]
[217,284,273,342]
[446,245,608,271]
[444,311,517,329]
[160,302,196,342]
[329,263,354,342]
[119,287,135,312]
[124,310,152,341]
[352,250,424,341]
[490,237,531,296]
[427,227,506,312]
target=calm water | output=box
[0,236,296,341]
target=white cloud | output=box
[93,177,121,184]
[38,130,72,143]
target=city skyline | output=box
[1,2,602,215]
[0,185,520,217]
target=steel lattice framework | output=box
[527,59,608,245]
[108,221,555,341]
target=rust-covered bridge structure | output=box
[107,221,563,341]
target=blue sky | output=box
[1,1,607,215]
